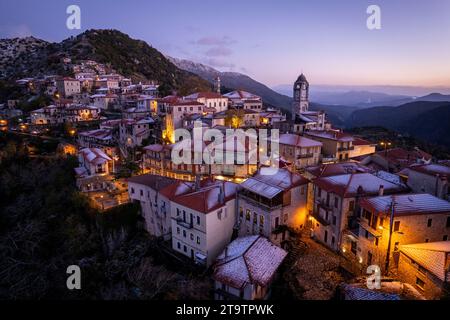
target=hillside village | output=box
[1,32,450,301]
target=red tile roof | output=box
[172,181,239,213]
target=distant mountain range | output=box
[168,57,293,112]
[2,29,450,148]
[347,101,450,148]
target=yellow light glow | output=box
[342,247,346,253]
[358,257,363,264]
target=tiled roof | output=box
[279,133,322,148]
[79,147,111,165]
[306,162,372,178]
[128,174,177,191]
[409,164,450,179]
[352,138,375,146]
[241,168,308,199]
[185,92,225,99]
[313,173,406,198]
[306,130,354,142]
[360,193,450,216]
[213,236,287,289]
[376,148,432,165]
[400,242,450,282]
[172,181,239,213]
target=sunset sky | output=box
[1,0,449,88]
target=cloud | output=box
[204,46,233,57]
[193,36,236,46]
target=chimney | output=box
[195,174,201,191]
[379,185,384,196]
[218,182,225,205]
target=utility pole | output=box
[384,196,396,275]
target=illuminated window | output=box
[394,221,400,232]
[246,210,251,221]
[415,277,425,290]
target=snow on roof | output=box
[127,174,177,191]
[184,92,225,99]
[241,168,308,199]
[409,164,450,178]
[306,162,372,178]
[375,170,406,187]
[360,193,450,216]
[279,133,322,148]
[400,242,450,282]
[79,147,112,165]
[306,130,354,142]
[314,173,406,198]
[223,90,261,101]
[78,129,112,140]
[214,236,287,289]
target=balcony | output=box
[311,209,330,226]
[175,218,193,229]
[238,193,282,211]
[338,146,355,152]
[358,219,382,238]
[297,153,314,159]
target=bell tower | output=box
[293,73,309,118]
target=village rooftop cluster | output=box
[1,57,450,301]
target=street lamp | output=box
[380,141,392,157]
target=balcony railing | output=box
[338,146,355,152]
[297,153,314,159]
[238,193,282,211]
[175,218,194,229]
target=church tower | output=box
[214,76,221,94]
[293,73,309,118]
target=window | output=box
[253,213,257,225]
[334,197,339,209]
[415,277,425,290]
[427,218,432,227]
[197,216,200,225]
[183,245,187,253]
[131,187,135,194]
[197,236,200,245]
[140,189,143,196]
[275,217,279,228]
[183,230,186,238]
[367,251,373,266]
[176,208,180,216]
[318,188,322,197]
[324,230,328,243]
[332,216,337,226]
[418,265,427,275]
[176,227,180,235]
[349,200,355,212]
[375,237,379,247]
[190,233,194,241]
[217,209,223,220]
[326,194,330,206]
[331,236,335,246]
[444,235,448,241]
[246,210,251,221]
[260,215,264,226]
[177,242,181,249]
[239,207,244,219]
[446,216,450,228]
[351,241,357,254]
[393,221,400,232]
[365,230,369,239]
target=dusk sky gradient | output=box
[1,0,449,88]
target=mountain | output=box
[169,57,293,112]
[273,84,450,97]
[0,29,211,96]
[347,101,450,148]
